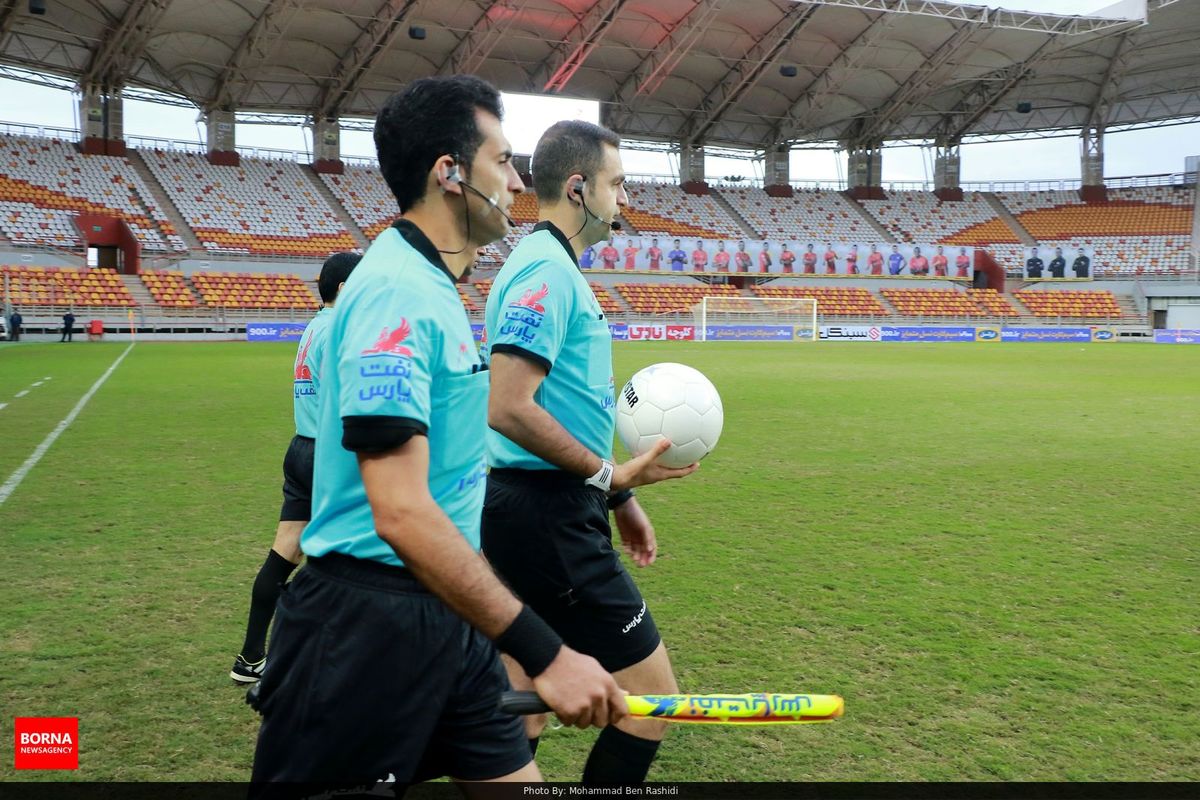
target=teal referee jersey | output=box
[484,221,615,470]
[291,307,332,438]
[304,220,488,565]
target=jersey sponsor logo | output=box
[358,318,416,403]
[294,335,314,381]
[621,600,648,634]
[361,319,413,357]
[512,282,549,314]
[455,463,488,493]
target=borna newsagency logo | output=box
[14,717,78,770]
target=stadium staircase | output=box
[709,189,764,239]
[306,168,370,250]
[983,193,1036,246]
[126,149,203,253]
[1192,182,1200,254]
[460,281,486,312]
[120,273,156,307]
[843,194,898,242]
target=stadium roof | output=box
[1,0,1197,151]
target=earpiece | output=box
[570,177,586,197]
[445,164,461,185]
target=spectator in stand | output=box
[1072,248,1090,278]
[868,244,884,275]
[780,243,796,273]
[600,239,619,270]
[647,238,662,271]
[1048,247,1066,279]
[932,246,949,277]
[713,241,731,272]
[888,245,906,276]
[691,240,708,272]
[802,243,817,274]
[846,245,859,275]
[823,244,837,275]
[734,241,752,272]
[667,240,686,272]
[955,247,971,278]
[758,242,772,273]
[623,239,640,271]
[909,246,929,276]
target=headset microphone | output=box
[572,177,619,234]
[446,163,515,226]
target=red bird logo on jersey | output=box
[513,283,549,315]
[294,336,313,380]
[362,319,413,357]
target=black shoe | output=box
[230,654,266,684]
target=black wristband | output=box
[606,488,635,510]
[494,605,563,678]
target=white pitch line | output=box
[14,390,28,398]
[0,403,6,412]
[31,381,43,387]
[0,343,135,506]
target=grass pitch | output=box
[1,340,1197,781]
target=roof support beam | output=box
[933,36,1060,143]
[530,0,630,93]
[316,0,419,120]
[0,0,21,52]
[846,21,983,146]
[769,10,899,147]
[436,1,518,77]
[678,2,817,147]
[1085,31,1137,131]
[81,0,171,89]
[208,0,304,112]
[603,0,721,132]
[793,0,1141,35]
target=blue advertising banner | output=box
[1154,329,1200,344]
[1001,327,1092,342]
[703,325,796,341]
[471,322,484,342]
[246,322,307,342]
[879,326,976,342]
[610,322,628,341]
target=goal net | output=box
[691,296,818,342]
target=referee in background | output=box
[231,251,360,684]
[250,77,626,789]
[483,120,697,785]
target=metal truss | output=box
[677,2,817,147]
[207,0,304,112]
[602,0,721,132]
[436,0,527,77]
[1086,31,1137,132]
[797,0,1146,35]
[315,0,420,120]
[81,0,171,90]
[533,0,630,93]
[769,9,899,147]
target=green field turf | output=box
[1,340,1197,782]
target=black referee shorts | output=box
[279,435,314,522]
[250,553,530,786]
[482,469,662,674]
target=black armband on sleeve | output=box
[490,343,551,374]
[494,605,564,678]
[341,415,428,453]
[606,488,635,510]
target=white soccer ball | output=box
[616,362,723,469]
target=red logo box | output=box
[14,717,78,770]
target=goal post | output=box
[691,296,818,342]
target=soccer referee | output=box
[483,120,698,785]
[231,251,360,684]
[250,77,626,789]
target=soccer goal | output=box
[691,296,818,342]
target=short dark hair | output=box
[375,75,503,213]
[318,252,361,303]
[531,120,621,203]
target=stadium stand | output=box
[140,270,198,307]
[1,265,135,306]
[140,150,358,257]
[880,287,985,317]
[190,271,318,309]
[318,164,395,241]
[859,191,1024,269]
[997,186,1194,274]
[719,187,881,244]
[615,282,741,314]
[753,284,887,316]
[966,287,1020,316]
[0,134,185,251]
[1014,289,1123,317]
[590,282,623,315]
[624,182,743,239]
